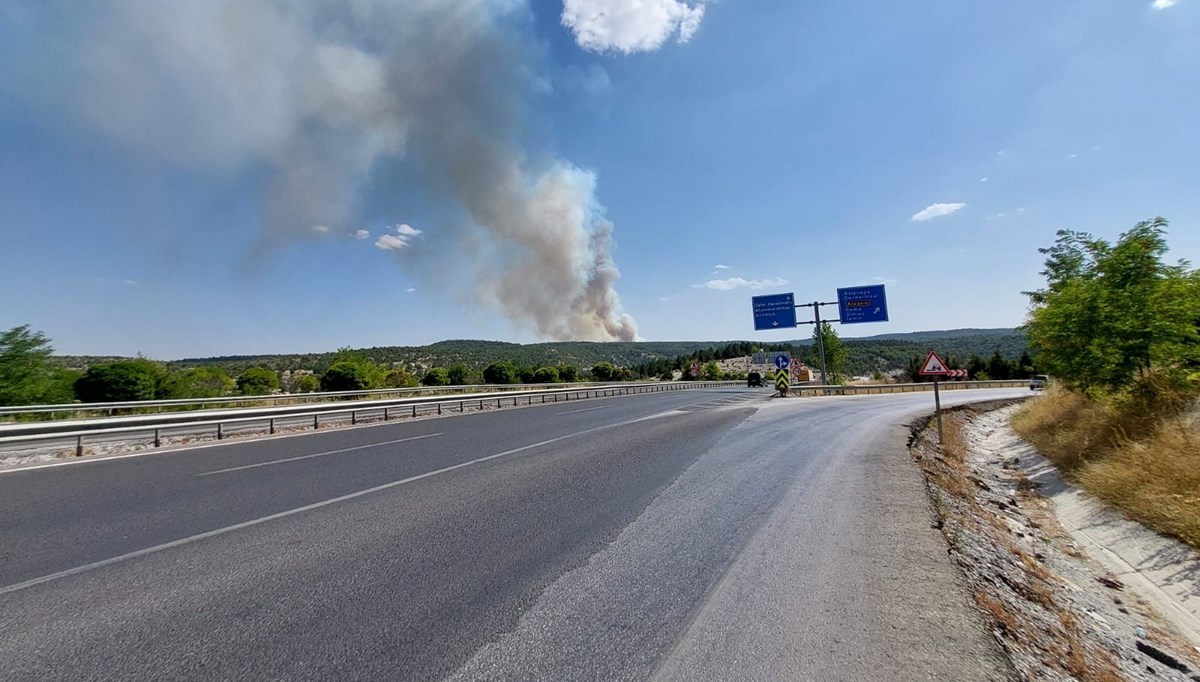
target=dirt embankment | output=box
[910,402,1200,682]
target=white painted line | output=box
[556,406,611,416]
[0,411,685,596]
[196,433,443,476]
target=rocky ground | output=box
[911,401,1200,682]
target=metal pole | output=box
[814,302,828,385]
[934,377,943,444]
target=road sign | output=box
[947,369,968,378]
[836,285,889,325]
[774,353,791,370]
[689,360,699,377]
[752,293,797,330]
[790,361,806,382]
[775,369,789,392]
[751,352,767,365]
[919,351,950,375]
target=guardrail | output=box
[789,379,1029,396]
[0,381,740,459]
[0,380,666,420]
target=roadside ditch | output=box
[910,401,1200,682]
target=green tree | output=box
[291,374,320,393]
[556,365,579,382]
[74,359,167,402]
[814,322,849,383]
[532,366,560,383]
[447,364,470,385]
[1024,218,1200,394]
[321,362,374,391]
[483,361,519,385]
[422,367,450,386]
[591,362,618,381]
[0,325,78,406]
[699,361,722,381]
[168,367,235,398]
[384,367,418,388]
[986,352,1012,380]
[236,367,279,396]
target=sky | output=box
[1,0,1198,359]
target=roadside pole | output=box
[918,351,950,445]
[933,377,943,444]
[813,302,828,385]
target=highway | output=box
[0,386,1022,681]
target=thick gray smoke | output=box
[2,0,638,341]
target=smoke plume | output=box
[1,0,638,341]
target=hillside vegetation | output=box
[54,328,1027,378]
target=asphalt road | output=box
[0,386,1024,681]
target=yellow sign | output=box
[775,369,790,392]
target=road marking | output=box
[556,406,611,415]
[196,433,443,476]
[0,411,690,596]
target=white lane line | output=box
[556,406,611,416]
[0,412,682,596]
[196,433,443,477]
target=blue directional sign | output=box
[837,285,889,324]
[774,353,791,370]
[752,292,797,331]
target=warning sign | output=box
[919,351,950,376]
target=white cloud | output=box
[692,276,788,291]
[986,212,1007,221]
[1152,0,1176,9]
[713,264,730,270]
[562,0,706,53]
[123,279,139,286]
[911,202,966,222]
[395,223,421,237]
[996,150,1010,157]
[1067,153,1078,159]
[352,229,370,240]
[979,177,988,183]
[375,223,423,251]
[311,225,331,234]
[659,296,670,302]
[405,287,416,293]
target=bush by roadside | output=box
[1012,386,1200,549]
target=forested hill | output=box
[56,328,1027,377]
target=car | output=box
[1030,374,1049,390]
[747,371,764,387]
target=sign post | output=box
[773,353,791,396]
[919,351,951,444]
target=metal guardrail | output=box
[788,379,1029,396]
[0,380,659,419]
[0,381,740,458]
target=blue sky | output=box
[2,0,1197,358]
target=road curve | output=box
[0,387,1024,681]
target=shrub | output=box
[236,367,279,396]
[321,362,373,391]
[74,360,166,402]
[447,364,469,385]
[422,368,449,386]
[532,367,560,383]
[291,374,320,393]
[483,361,518,385]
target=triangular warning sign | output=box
[919,351,949,375]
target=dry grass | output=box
[1013,387,1200,549]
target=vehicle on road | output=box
[747,371,764,387]
[1030,374,1049,390]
